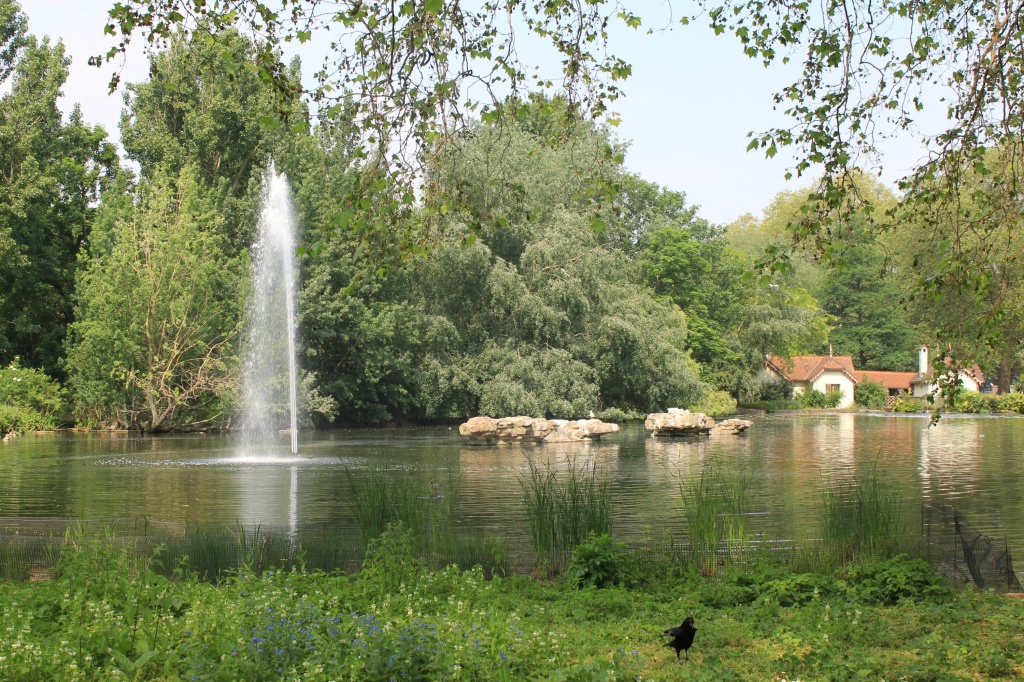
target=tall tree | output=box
[0,0,25,82]
[818,236,918,371]
[894,151,1024,392]
[0,34,116,378]
[120,29,303,252]
[67,169,243,431]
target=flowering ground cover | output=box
[1,530,1022,681]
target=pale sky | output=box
[18,1,932,225]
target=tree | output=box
[119,29,305,253]
[0,0,25,82]
[818,236,918,371]
[410,112,706,417]
[0,34,117,379]
[67,169,243,430]
[893,152,1024,392]
[637,179,830,398]
[100,0,1024,365]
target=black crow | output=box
[664,616,697,660]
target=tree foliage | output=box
[0,34,116,379]
[97,0,1024,371]
[67,169,243,431]
[855,380,888,410]
[298,109,707,422]
[0,0,25,82]
[818,235,918,371]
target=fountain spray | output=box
[239,160,299,456]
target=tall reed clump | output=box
[678,459,752,573]
[346,466,463,555]
[520,456,611,564]
[819,465,906,568]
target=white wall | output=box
[913,371,980,397]
[810,371,857,408]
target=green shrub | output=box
[891,396,926,413]
[756,374,792,401]
[949,391,997,413]
[799,388,843,408]
[693,390,738,418]
[595,407,641,421]
[855,380,888,409]
[0,362,66,432]
[840,554,953,605]
[740,399,801,413]
[996,392,1024,414]
[566,533,626,588]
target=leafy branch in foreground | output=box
[700,0,1024,359]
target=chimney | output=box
[919,345,929,375]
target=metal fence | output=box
[0,504,1019,590]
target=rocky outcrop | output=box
[458,416,619,444]
[710,418,753,436]
[645,408,715,436]
[644,408,752,437]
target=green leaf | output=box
[424,0,443,14]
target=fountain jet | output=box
[239,161,299,456]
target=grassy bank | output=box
[1,526,1022,681]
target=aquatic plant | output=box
[820,465,907,567]
[520,456,611,563]
[678,459,753,571]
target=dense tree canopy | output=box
[97,0,1024,370]
[1,3,1022,430]
[0,0,25,83]
[67,169,244,430]
[0,31,116,379]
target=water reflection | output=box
[918,418,983,499]
[1,417,1023,558]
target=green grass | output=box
[0,530,1021,681]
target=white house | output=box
[910,346,986,397]
[766,354,859,408]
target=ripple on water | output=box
[92,455,353,468]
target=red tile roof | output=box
[856,370,918,390]
[767,355,859,383]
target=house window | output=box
[826,384,840,394]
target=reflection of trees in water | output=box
[6,418,1024,561]
[917,419,982,497]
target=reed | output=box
[346,465,464,555]
[346,466,424,546]
[820,465,906,568]
[520,456,611,563]
[678,459,753,572]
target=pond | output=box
[2,413,1024,565]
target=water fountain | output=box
[238,160,300,457]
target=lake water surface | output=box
[3,413,1023,558]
